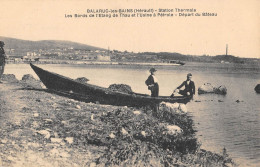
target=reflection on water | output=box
[5,62,260,166]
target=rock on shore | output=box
[108,84,133,94]
[214,85,227,95]
[159,102,188,114]
[198,83,215,94]
[20,74,43,89]
[255,84,260,93]
[1,74,19,83]
[75,77,89,83]
[198,83,227,95]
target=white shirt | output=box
[186,80,190,85]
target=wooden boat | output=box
[30,63,192,107]
[167,60,185,66]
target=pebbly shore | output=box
[0,74,236,167]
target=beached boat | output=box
[30,63,192,107]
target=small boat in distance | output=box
[30,63,191,107]
[166,60,185,66]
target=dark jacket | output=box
[177,80,195,95]
[145,75,159,97]
[0,47,6,66]
[145,75,155,86]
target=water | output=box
[4,62,260,166]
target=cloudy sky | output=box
[0,0,259,58]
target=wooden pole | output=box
[226,44,228,56]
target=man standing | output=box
[0,41,6,83]
[145,68,159,97]
[174,73,195,97]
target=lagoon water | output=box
[5,62,260,166]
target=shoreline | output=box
[6,60,184,67]
[0,75,236,166]
[6,60,260,69]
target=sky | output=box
[0,0,259,58]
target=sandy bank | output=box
[0,75,236,167]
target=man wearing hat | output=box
[0,41,6,83]
[173,73,195,97]
[145,68,159,97]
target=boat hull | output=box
[30,63,191,107]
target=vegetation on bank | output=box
[31,99,236,166]
[0,74,236,166]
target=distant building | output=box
[23,56,29,59]
[6,48,15,54]
[96,55,111,61]
[82,55,97,60]
[14,58,22,62]
[221,60,230,64]
[27,52,37,57]
[142,54,157,59]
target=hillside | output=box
[0,36,104,51]
[1,36,259,64]
[143,52,259,64]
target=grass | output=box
[37,101,235,166]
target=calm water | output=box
[5,62,260,166]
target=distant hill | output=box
[1,36,259,64]
[0,36,105,51]
[141,52,259,64]
[213,55,244,63]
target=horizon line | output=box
[1,35,259,59]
